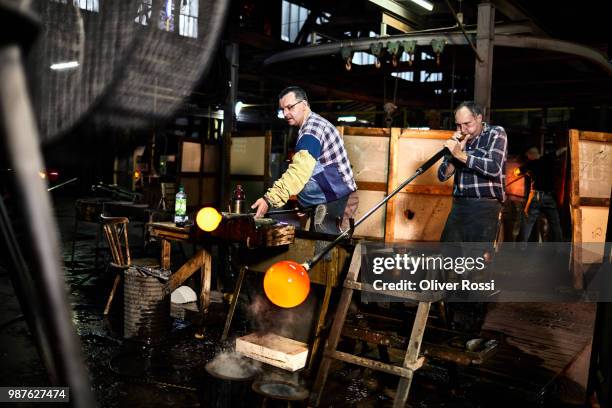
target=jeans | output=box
[441,197,502,243]
[519,191,563,242]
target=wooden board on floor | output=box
[236,332,309,372]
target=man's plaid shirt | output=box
[299,112,357,192]
[438,123,507,202]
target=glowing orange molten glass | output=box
[196,207,222,232]
[263,260,310,308]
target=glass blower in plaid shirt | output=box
[252,86,357,234]
[438,101,508,243]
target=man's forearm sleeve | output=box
[264,150,317,208]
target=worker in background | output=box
[437,101,508,333]
[516,145,567,242]
[251,86,357,234]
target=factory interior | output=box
[0,0,611,407]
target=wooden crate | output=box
[341,126,390,239]
[385,128,454,242]
[568,130,611,288]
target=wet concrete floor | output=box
[0,194,588,407]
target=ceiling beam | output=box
[367,0,423,27]
[489,0,549,37]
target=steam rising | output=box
[206,351,260,379]
[246,295,316,342]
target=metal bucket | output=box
[123,267,170,343]
[199,358,258,407]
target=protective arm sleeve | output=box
[264,150,317,208]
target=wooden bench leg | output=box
[222,266,247,341]
[104,273,121,316]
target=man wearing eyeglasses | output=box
[251,86,356,234]
[436,101,507,334]
[438,101,507,243]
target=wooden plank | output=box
[395,302,431,407]
[200,249,212,314]
[356,181,388,191]
[579,197,611,207]
[385,128,401,242]
[311,244,361,407]
[578,131,612,143]
[474,2,495,121]
[399,129,454,140]
[402,185,453,195]
[164,249,205,295]
[264,130,271,187]
[572,207,583,289]
[236,333,308,372]
[161,239,171,270]
[342,126,391,137]
[569,129,581,208]
[329,350,423,377]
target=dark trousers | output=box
[519,191,563,242]
[440,197,501,334]
[441,197,502,243]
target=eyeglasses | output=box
[280,100,304,112]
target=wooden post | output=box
[474,3,495,121]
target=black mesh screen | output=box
[27,0,229,143]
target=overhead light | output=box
[277,110,285,119]
[50,61,79,70]
[338,116,357,122]
[410,0,433,11]
[234,101,244,116]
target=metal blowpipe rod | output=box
[305,147,450,270]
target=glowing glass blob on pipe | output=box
[263,260,310,308]
[196,207,222,232]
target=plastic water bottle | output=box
[174,186,187,226]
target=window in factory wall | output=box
[51,0,99,12]
[391,71,414,82]
[421,52,435,60]
[352,52,376,66]
[179,0,199,38]
[420,71,443,82]
[281,0,310,42]
[135,0,152,26]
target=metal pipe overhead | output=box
[264,29,612,78]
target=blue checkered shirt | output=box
[438,123,507,202]
[298,112,357,196]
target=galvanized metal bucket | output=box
[123,267,170,343]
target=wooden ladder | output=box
[310,243,443,407]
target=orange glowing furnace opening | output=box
[263,260,310,308]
